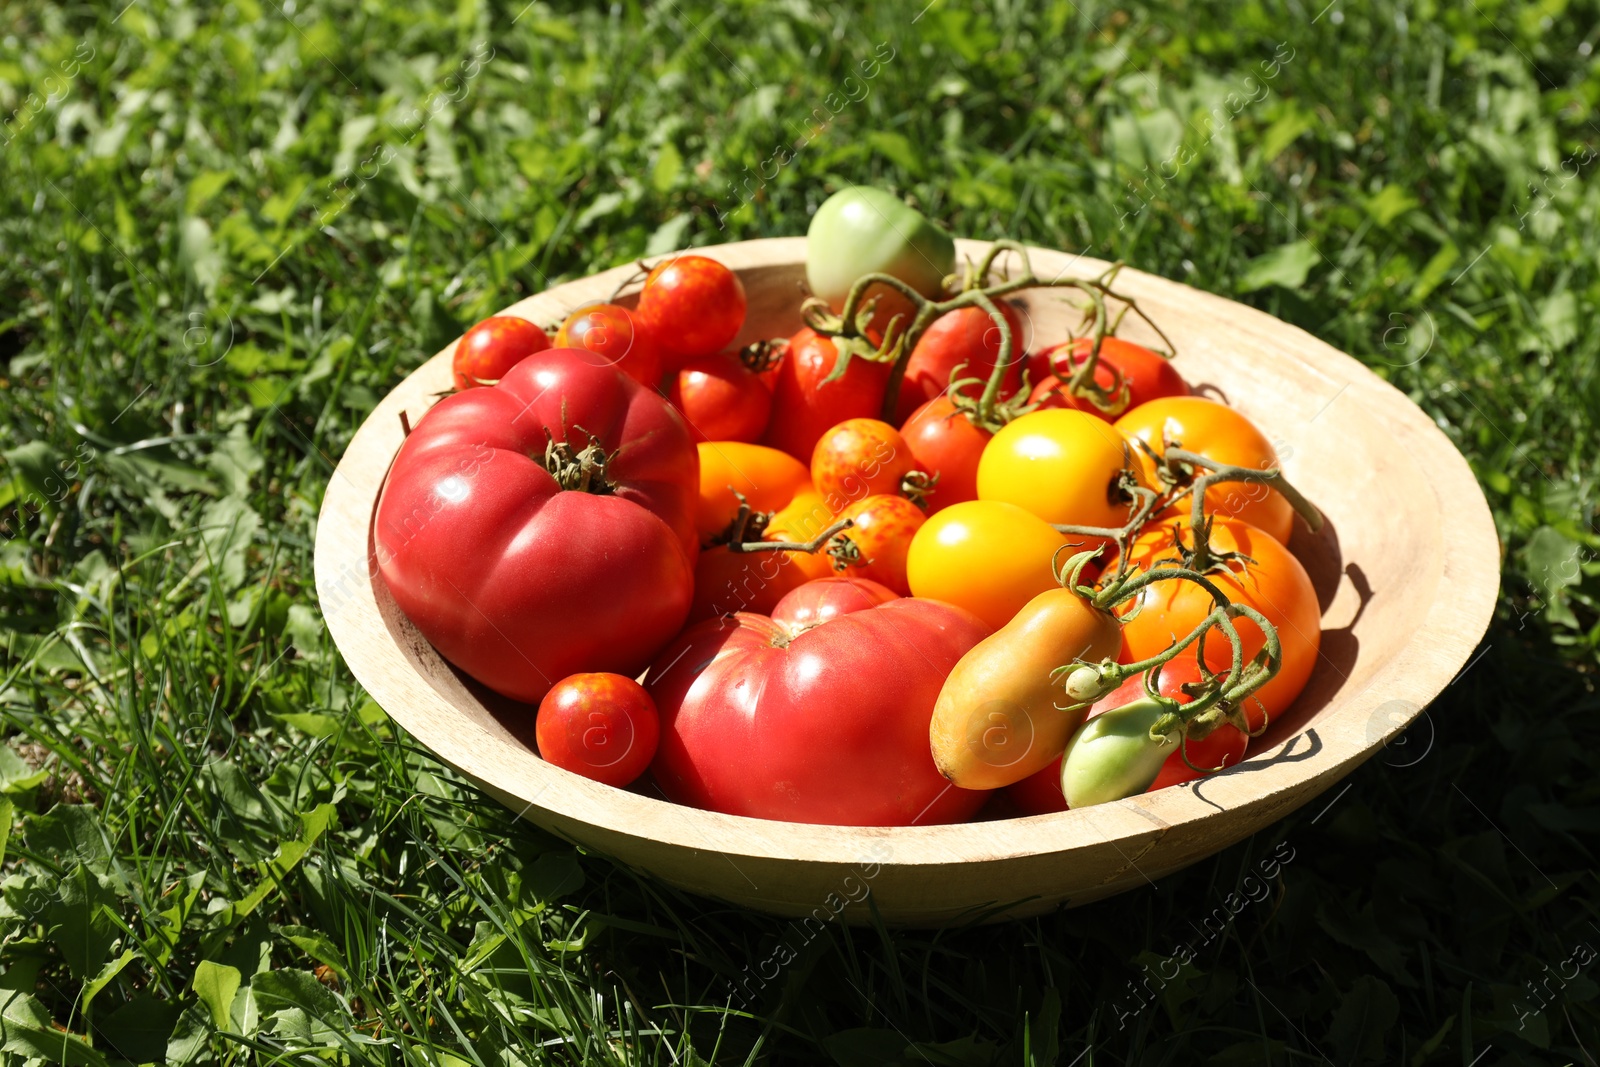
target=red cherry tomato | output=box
[452,316,551,390]
[536,673,660,787]
[829,494,925,595]
[374,351,699,705]
[895,302,1026,421]
[1025,337,1188,420]
[636,255,747,367]
[810,418,917,507]
[761,327,891,461]
[647,578,991,825]
[554,304,662,389]
[666,352,772,443]
[899,396,993,514]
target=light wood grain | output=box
[314,238,1500,925]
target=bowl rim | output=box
[314,236,1500,870]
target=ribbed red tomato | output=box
[761,327,891,461]
[375,350,698,704]
[647,578,992,825]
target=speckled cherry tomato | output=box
[829,494,926,594]
[554,303,661,388]
[668,351,772,443]
[535,673,660,788]
[636,255,747,367]
[811,418,918,509]
[452,316,551,389]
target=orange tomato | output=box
[1113,396,1296,545]
[1114,516,1320,724]
[688,470,839,623]
[830,495,926,594]
[695,442,811,541]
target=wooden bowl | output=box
[315,238,1498,925]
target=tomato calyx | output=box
[898,469,939,510]
[739,338,788,375]
[540,429,616,495]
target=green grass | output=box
[2,0,1598,1063]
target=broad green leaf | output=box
[185,169,234,215]
[192,960,242,1028]
[82,949,136,1012]
[525,850,584,902]
[1365,184,1417,227]
[1237,241,1319,292]
[1537,290,1578,350]
[24,805,113,874]
[1524,525,1581,600]
[277,925,351,981]
[47,864,119,980]
[0,992,109,1067]
[1256,106,1315,164]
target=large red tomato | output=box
[375,350,699,704]
[647,578,993,825]
[761,327,891,460]
[895,302,1026,421]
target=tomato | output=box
[452,316,551,389]
[647,578,991,825]
[667,352,772,443]
[553,303,661,389]
[635,255,747,367]
[976,408,1136,532]
[1114,396,1295,545]
[535,673,660,787]
[688,485,838,623]
[905,500,1070,630]
[895,302,1026,420]
[806,187,955,328]
[761,327,891,461]
[810,418,917,506]
[1060,695,1175,809]
[1116,516,1320,724]
[929,587,1123,789]
[829,494,925,594]
[694,442,811,541]
[375,351,698,704]
[1025,337,1187,418]
[899,396,992,514]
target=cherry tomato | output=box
[554,303,661,389]
[976,408,1136,531]
[1116,516,1320,724]
[536,673,660,787]
[667,352,772,443]
[829,494,925,594]
[761,327,891,461]
[811,418,917,507]
[766,487,841,582]
[895,302,1026,420]
[905,500,1070,631]
[1115,397,1295,545]
[899,396,993,514]
[452,316,551,389]
[694,442,811,541]
[1025,337,1187,418]
[636,255,747,367]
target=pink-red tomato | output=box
[646,578,992,825]
[667,352,772,442]
[761,327,891,461]
[536,673,660,787]
[899,396,993,514]
[554,303,662,389]
[895,302,1026,420]
[1025,336,1187,419]
[375,350,699,705]
[636,255,747,367]
[452,316,551,390]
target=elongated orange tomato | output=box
[1115,516,1320,723]
[1114,397,1296,545]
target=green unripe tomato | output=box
[806,187,956,319]
[1060,697,1177,809]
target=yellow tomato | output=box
[1113,396,1295,545]
[906,501,1071,630]
[695,442,811,540]
[976,409,1134,530]
[766,487,838,582]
